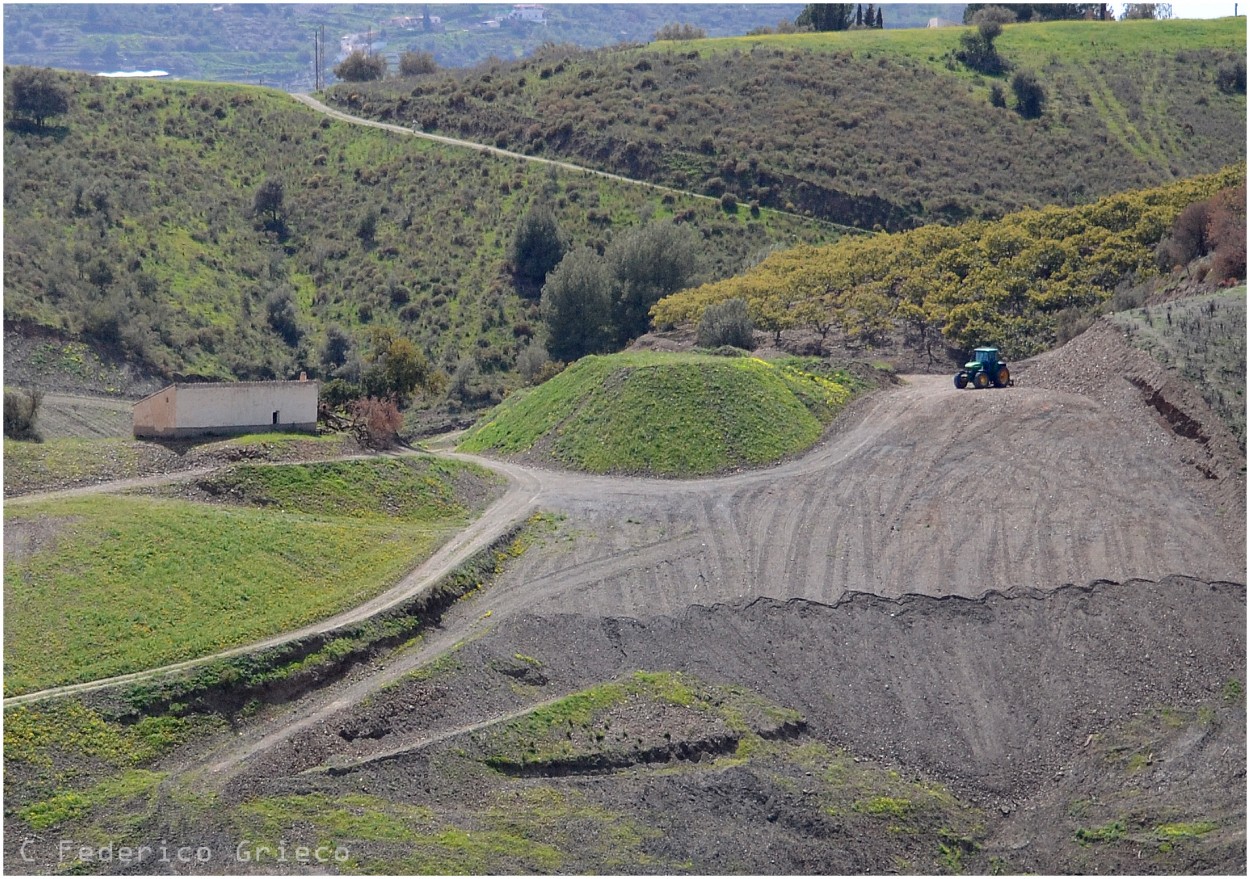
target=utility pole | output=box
[313,24,325,91]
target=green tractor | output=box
[954,347,1012,389]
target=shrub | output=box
[697,298,754,349]
[989,83,1007,108]
[319,324,353,372]
[399,51,438,77]
[1011,70,1046,119]
[4,388,43,441]
[349,396,403,448]
[956,25,1009,76]
[516,341,551,385]
[334,51,386,83]
[1207,185,1246,282]
[265,288,303,347]
[1215,58,1246,94]
[356,209,377,244]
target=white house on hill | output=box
[133,378,319,439]
[511,4,546,23]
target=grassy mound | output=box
[458,352,858,475]
[2,456,500,695]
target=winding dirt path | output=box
[2,453,542,708]
[7,369,1242,732]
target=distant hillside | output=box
[2,69,833,392]
[458,351,864,475]
[330,17,1246,230]
[2,5,963,88]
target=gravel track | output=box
[4,333,1245,873]
[9,353,1241,712]
[174,353,1244,784]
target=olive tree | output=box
[541,248,613,362]
[606,220,698,345]
[8,67,69,129]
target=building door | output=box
[272,410,280,425]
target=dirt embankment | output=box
[1019,317,1245,527]
[95,574,1242,876]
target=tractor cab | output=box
[965,348,1001,371]
[955,347,1012,390]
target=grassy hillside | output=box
[459,351,863,475]
[331,17,1245,230]
[2,456,499,695]
[3,69,834,392]
[651,169,1245,360]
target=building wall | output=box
[134,380,319,438]
[132,388,177,436]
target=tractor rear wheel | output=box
[994,365,1010,388]
[974,371,990,389]
[954,373,968,389]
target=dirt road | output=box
[289,93,850,232]
[8,348,1241,711]
[172,351,1245,784]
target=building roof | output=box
[133,378,318,406]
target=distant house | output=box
[133,378,319,439]
[927,17,961,28]
[510,4,546,23]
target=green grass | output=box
[233,786,659,874]
[2,457,496,695]
[19,769,165,831]
[1155,820,1219,839]
[459,351,855,475]
[855,796,914,818]
[696,17,1244,69]
[3,432,357,496]
[4,701,207,769]
[4,438,146,489]
[480,670,801,769]
[1076,820,1127,845]
[192,456,496,522]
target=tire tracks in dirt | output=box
[9,371,1243,791]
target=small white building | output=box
[511,4,546,23]
[133,378,319,439]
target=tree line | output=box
[509,203,700,364]
[652,169,1245,361]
